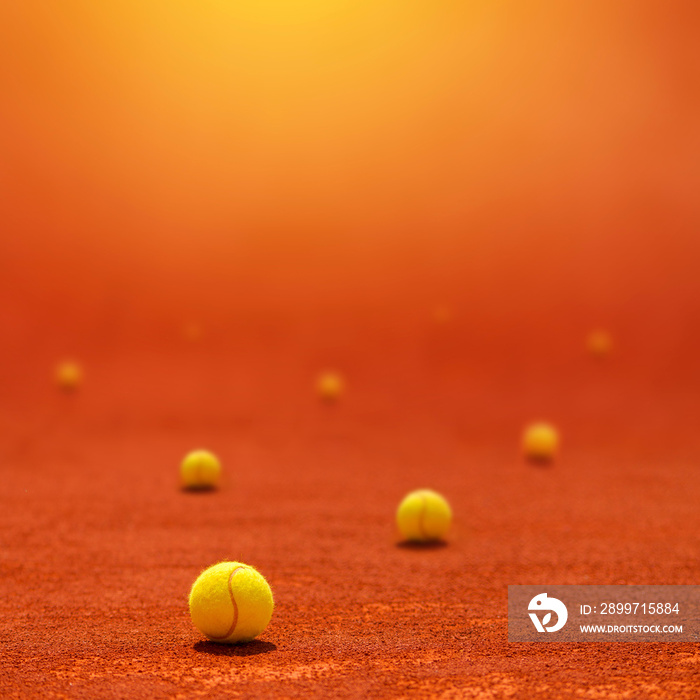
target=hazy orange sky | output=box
[1,1,698,328]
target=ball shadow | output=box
[396,540,448,550]
[525,456,555,468]
[193,640,277,657]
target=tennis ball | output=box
[316,371,344,402]
[587,330,612,358]
[181,449,221,490]
[522,422,559,462]
[55,361,82,392]
[189,561,274,643]
[396,489,452,542]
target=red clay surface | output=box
[2,3,699,697]
[1,313,699,699]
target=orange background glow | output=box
[1,2,698,342]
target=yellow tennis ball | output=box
[522,422,559,462]
[181,450,221,490]
[55,361,82,392]
[396,489,452,542]
[189,561,274,643]
[316,371,344,402]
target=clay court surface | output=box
[1,310,699,699]
[2,2,700,697]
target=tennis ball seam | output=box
[417,492,428,540]
[207,565,246,641]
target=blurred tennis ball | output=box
[181,449,221,490]
[55,361,82,392]
[522,422,559,463]
[432,305,452,324]
[587,330,612,358]
[316,371,344,402]
[396,489,452,542]
[183,322,203,342]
